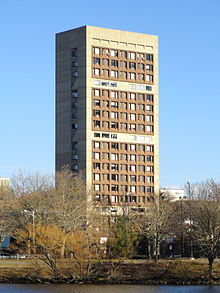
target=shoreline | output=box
[1,259,220,285]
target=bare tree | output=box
[10,169,53,198]
[186,180,220,280]
[131,194,172,262]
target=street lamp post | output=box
[24,209,35,255]
[186,181,193,258]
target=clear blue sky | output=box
[1,0,220,187]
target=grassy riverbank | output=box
[0,258,220,285]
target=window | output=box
[72,49,78,57]
[130,93,136,100]
[130,154,136,161]
[94,142,100,149]
[72,61,78,67]
[94,80,101,85]
[130,72,136,80]
[72,165,78,171]
[111,122,118,129]
[94,152,100,159]
[147,186,154,193]
[111,174,118,181]
[111,153,118,161]
[111,112,118,119]
[146,64,153,71]
[146,125,153,132]
[147,166,154,172]
[72,154,78,160]
[72,123,78,129]
[72,113,78,119]
[93,58,100,65]
[94,121,100,128]
[94,68,100,76]
[103,48,109,56]
[120,71,127,79]
[72,142,78,150]
[146,145,154,152]
[146,105,153,112]
[72,102,78,108]
[146,115,153,122]
[129,62,136,69]
[138,74,145,81]
[130,144,136,151]
[138,124,145,132]
[94,162,100,169]
[138,94,145,101]
[138,63,145,70]
[130,103,136,110]
[94,89,100,96]
[93,100,100,107]
[146,86,152,91]
[111,142,118,149]
[130,165,136,172]
[111,60,118,67]
[72,90,78,97]
[111,50,118,57]
[138,104,145,111]
[111,164,118,171]
[111,91,118,98]
[130,124,136,131]
[129,52,136,59]
[111,101,118,108]
[95,195,100,202]
[95,184,100,191]
[94,174,100,181]
[146,74,153,82]
[72,71,78,77]
[146,54,153,61]
[101,59,108,67]
[131,186,136,193]
[130,175,136,182]
[94,47,100,55]
[138,114,145,121]
[110,70,118,78]
[129,113,136,121]
[147,94,153,102]
[147,176,154,183]
[111,185,119,192]
[147,155,154,162]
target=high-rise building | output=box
[56,26,159,211]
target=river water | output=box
[0,285,219,293]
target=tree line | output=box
[0,169,220,280]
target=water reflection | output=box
[0,284,219,293]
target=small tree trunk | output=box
[156,241,160,262]
[208,257,214,280]
[60,234,68,258]
[148,240,152,260]
[153,238,158,263]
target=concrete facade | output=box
[56,26,159,209]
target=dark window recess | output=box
[94,132,101,137]
[72,49,78,57]
[72,102,78,108]
[72,90,78,97]
[72,142,78,150]
[72,123,78,129]
[72,61,78,67]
